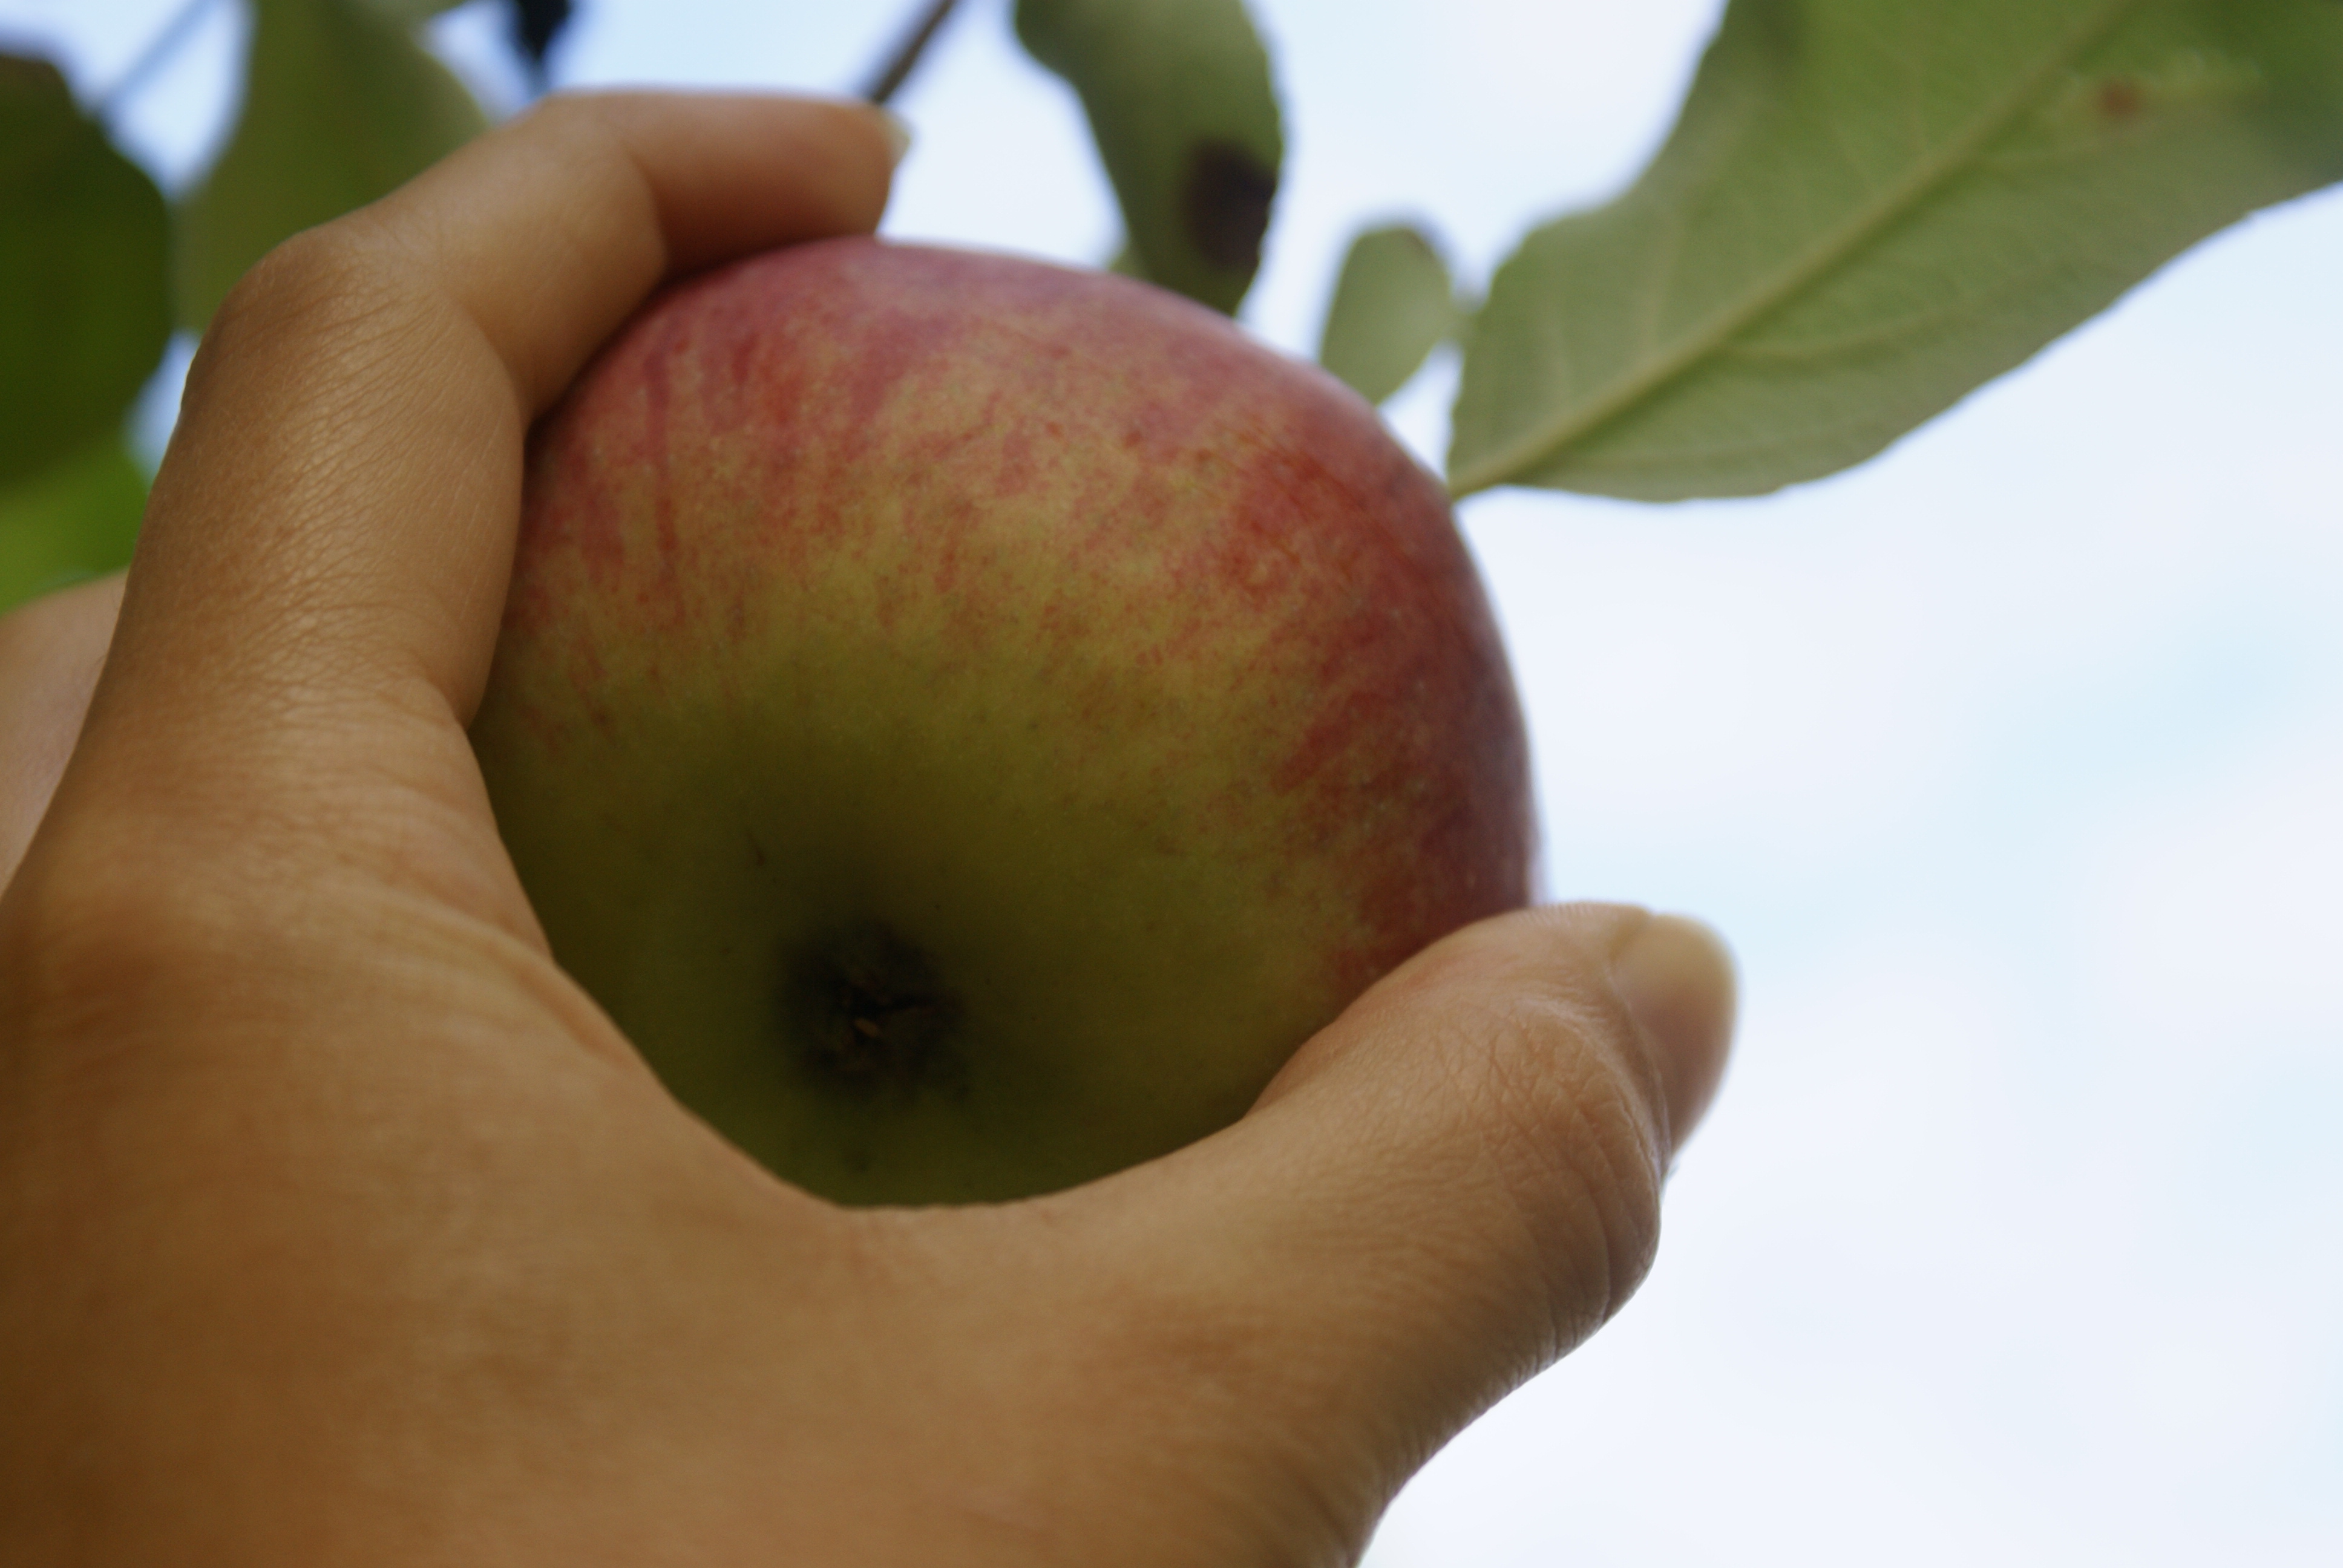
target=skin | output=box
[473,239,1537,1203]
[0,94,1734,1567]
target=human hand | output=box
[0,94,1734,1567]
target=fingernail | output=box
[1610,914,1737,1147]
[874,107,914,168]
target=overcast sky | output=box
[11,2,2342,1561]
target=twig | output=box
[859,0,963,106]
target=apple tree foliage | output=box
[0,59,169,516]
[3,0,2341,613]
[174,0,490,333]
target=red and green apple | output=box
[469,238,1534,1205]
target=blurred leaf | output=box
[0,436,147,615]
[1451,0,2343,501]
[0,56,171,488]
[1015,0,1283,314]
[1317,223,1456,405]
[176,0,489,331]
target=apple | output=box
[468,238,1535,1205]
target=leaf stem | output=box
[860,0,963,106]
[102,0,224,121]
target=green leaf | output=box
[0,437,147,615]
[1450,0,2343,501]
[0,56,171,489]
[1015,0,1284,314]
[175,0,489,331]
[1317,223,1457,405]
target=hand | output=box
[0,94,1734,1567]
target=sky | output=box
[10,2,2342,1562]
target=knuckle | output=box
[516,90,617,148]
[505,94,641,208]
[201,226,410,370]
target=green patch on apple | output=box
[471,240,1535,1206]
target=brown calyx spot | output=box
[1183,139,1277,274]
[785,920,966,1098]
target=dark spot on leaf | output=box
[1182,140,1277,275]
[2097,76,2145,122]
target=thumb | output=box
[1057,903,1735,1548]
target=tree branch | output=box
[859,0,964,106]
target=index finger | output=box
[61,95,896,873]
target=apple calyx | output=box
[784,920,968,1102]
